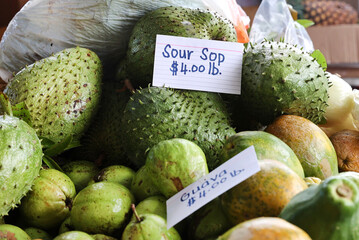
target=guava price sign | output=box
[166,146,260,229]
[153,35,243,95]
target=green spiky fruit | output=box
[120,87,236,170]
[0,115,43,217]
[241,41,329,125]
[123,6,237,87]
[3,47,102,143]
[76,81,130,166]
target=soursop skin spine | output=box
[0,115,43,216]
[4,47,103,144]
[123,6,237,87]
[240,40,329,125]
[120,86,236,170]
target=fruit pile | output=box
[0,5,358,240]
[287,0,358,25]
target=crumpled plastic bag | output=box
[0,0,249,81]
[202,0,250,43]
[249,0,314,53]
[0,0,208,80]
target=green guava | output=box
[53,231,94,240]
[19,168,76,230]
[130,195,167,221]
[62,160,99,192]
[130,166,162,202]
[0,224,31,240]
[70,182,135,236]
[122,209,181,240]
[88,165,135,189]
[24,227,52,240]
[146,138,209,198]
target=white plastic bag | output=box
[202,0,250,29]
[202,0,250,43]
[0,0,249,81]
[249,0,314,53]
[0,0,208,81]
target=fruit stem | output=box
[336,185,353,199]
[131,203,142,223]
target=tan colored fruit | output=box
[303,1,358,25]
[265,115,338,179]
[220,160,307,225]
[330,129,359,172]
[217,217,312,240]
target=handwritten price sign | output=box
[166,146,260,229]
[153,35,244,95]
[166,46,225,76]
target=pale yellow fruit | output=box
[324,72,354,124]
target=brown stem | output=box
[131,203,142,223]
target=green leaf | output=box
[64,139,82,151]
[42,155,63,172]
[0,93,12,116]
[12,102,32,127]
[44,135,73,157]
[311,49,327,71]
[39,137,55,149]
[296,19,315,28]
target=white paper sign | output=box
[166,146,260,229]
[153,35,243,95]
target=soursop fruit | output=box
[3,47,102,144]
[122,6,237,87]
[75,80,130,166]
[0,115,43,216]
[120,86,236,170]
[240,40,329,125]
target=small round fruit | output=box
[330,129,359,172]
[265,115,339,179]
[221,159,307,225]
[24,227,52,240]
[0,224,31,240]
[53,231,94,240]
[91,234,118,240]
[70,182,134,236]
[217,217,312,240]
[219,131,305,178]
[146,138,208,198]
[131,195,167,221]
[62,160,99,192]
[122,213,181,240]
[58,217,74,234]
[88,165,135,189]
[130,166,161,202]
[19,168,76,230]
